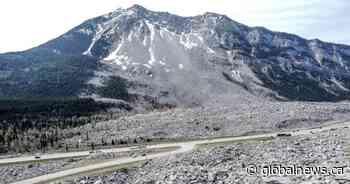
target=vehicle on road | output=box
[276,133,292,137]
[34,154,41,159]
[89,150,103,154]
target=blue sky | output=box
[0,0,349,53]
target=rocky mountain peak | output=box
[127,4,148,12]
[123,4,150,17]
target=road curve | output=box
[9,120,350,184]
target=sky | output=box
[0,0,349,53]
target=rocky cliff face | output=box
[1,5,350,104]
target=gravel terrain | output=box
[65,98,350,148]
[60,126,350,184]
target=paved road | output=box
[8,120,350,184]
[0,147,136,166]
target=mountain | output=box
[1,4,350,105]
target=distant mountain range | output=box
[1,4,350,105]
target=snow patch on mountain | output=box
[178,64,184,70]
[83,24,104,56]
[105,38,125,61]
[230,70,243,82]
[143,64,152,69]
[159,60,166,66]
[309,41,325,65]
[78,28,94,35]
[53,49,61,55]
